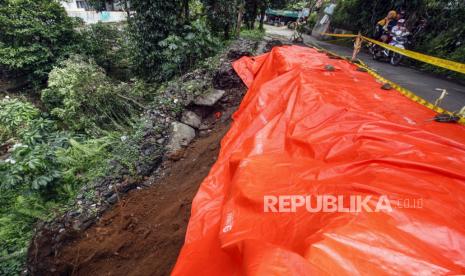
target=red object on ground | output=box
[215,111,222,119]
[173,46,465,275]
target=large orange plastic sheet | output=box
[172,45,465,275]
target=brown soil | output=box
[36,118,231,276]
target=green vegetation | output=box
[0,0,248,274]
[202,0,238,38]
[0,0,80,87]
[157,19,222,79]
[240,28,266,41]
[0,93,122,275]
[41,56,139,134]
[79,22,134,80]
[129,0,225,81]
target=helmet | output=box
[388,10,397,19]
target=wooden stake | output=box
[352,32,362,61]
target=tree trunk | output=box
[123,0,130,19]
[236,3,245,36]
[183,0,189,21]
[259,6,266,30]
[224,23,231,40]
[251,1,258,29]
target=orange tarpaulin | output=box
[172,46,465,275]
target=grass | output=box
[240,28,265,41]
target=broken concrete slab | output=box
[166,122,196,160]
[181,111,202,129]
[194,89,225,106]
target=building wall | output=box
[60,1,127,24]
[61,0,83,11]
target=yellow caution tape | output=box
[322,33,465,75]
[307,41,465,125]
[321,33,358,38]
[363,37,465,74]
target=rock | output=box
[107,194,118,204]
[167,122,195,153]
[199,129,212,137]
[69,211,80,218]
[194,89,225,106]
[166,150,185,161]
[328,54,342,60]
[181,111,202,128]
[72,218,94,231]
[166,122,196,161]
[325,64,335,71]
[103,190,114,199]
[264,40,283,52]
[198,123,210,130]
[136,155,162,177]
[157,138,165,144]
[213,67,244,89]
[381,83,392,90]
[227,49,252,61]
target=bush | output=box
[0,0,80,86]
[41,56,140,135]
[0,194,51,276]
[57,137,115,185]
[0,108,65,275]
[0,97,40,143]
[0,108,115,274]
[79,23,134,80]
[306,12,318,30]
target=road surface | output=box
[264,25,465,112]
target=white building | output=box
[60,0,127,24]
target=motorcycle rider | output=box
[390,19,410,46]
[375,10,397,43]
[385,18,411,65]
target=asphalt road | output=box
[264,25,465,112]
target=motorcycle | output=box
[371,29,411,66]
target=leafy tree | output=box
[243,0,259,29]
[79,22,133,80]
[0,0,80,87]
[129,0,183,80]
[158,20,221,79]
[201,0,238,39]
[243,0,290,30]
